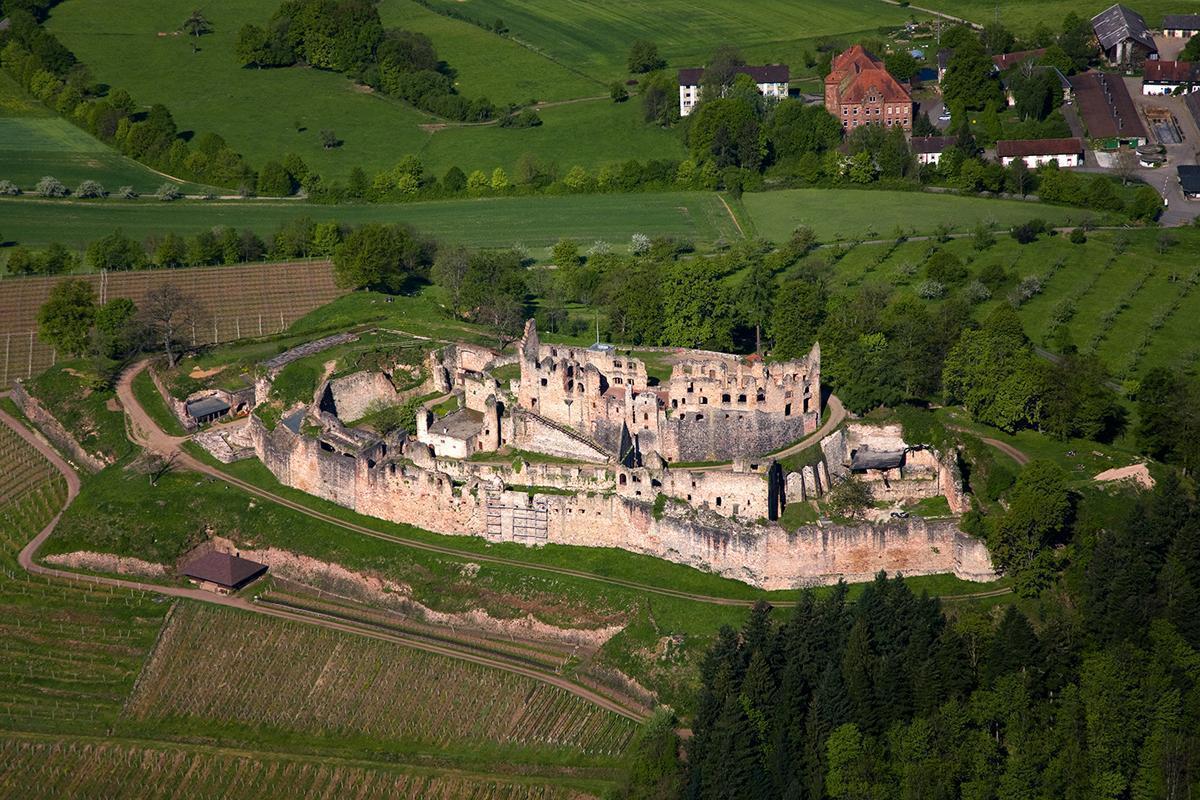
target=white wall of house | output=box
[1165,28,1199,37]
[679,81,787,116]
[916,152,944,165]
[1142,82,1200,95]
[1001,153,1082,168]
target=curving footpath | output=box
[0,399,650,724]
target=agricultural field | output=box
[0,260,343,389]
[0,73,206,195]
[741,188,1091,242]
[417,0,919,80]
[0,734,601,800]
[124,603,637,759]
[922,0,1179,33]
[0,191,735,253]
[46,0,684,182]
[0,420,170,735]
[823,227,1200,381]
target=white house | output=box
[1142,60,1200,94]
[912,135,957,166]
[1163,14,1200,37]
[996,138,1084,168]
[678,64,789,117]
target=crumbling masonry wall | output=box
[249,418,996,588]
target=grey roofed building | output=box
[182,551,267,591]
[1091,4,1158,66]
[1163,14,1200,34]
[1179,165,1200,198]
[910,135,957,154]
[185,396,231,422]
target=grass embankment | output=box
[130,368,187,437]
[0,191,736,254]
[23,361,132,462]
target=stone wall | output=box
[319,371,398,422]
[664,408,816,463]
[149,366,196,432]
[9,382,108,472]
[250,418,996,589]
[511,410,611,462]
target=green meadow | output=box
[0,191,738,252]
[46,0,684,182]
[922,0,1180,32]
[741,188,1085,242]
[0,73,202,194]
[418,0,920,79]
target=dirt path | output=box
[769,395,846,461]
[0,396,650,724]
[945,423,1030,466]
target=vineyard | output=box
[0,421,170,734]
[0,260,345,389]
[0,734,602,799]
[124,604,637,758]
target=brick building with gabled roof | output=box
[824,45,913,131]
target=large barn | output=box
[1091,4,1159,68]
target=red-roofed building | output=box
[1142,60,1200,95]
[824,45,913,131]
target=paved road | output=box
[1,394,651,723]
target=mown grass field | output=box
[0,192,736,252]
[419,0,918,79]
[925,0,1179,32]
[0,73,204,195]
[46,0,684,181]
[742,188,1088,242]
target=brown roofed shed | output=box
[183,552,268,593]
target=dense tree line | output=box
[236,0,495,122]
[673,492,1200,799]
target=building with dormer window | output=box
[824,45,913,131]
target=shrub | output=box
[1015,274,1043,302]
[118,186,138,199]
[75,180,106,198]
[1010,218,1046,244]
[1069,228,1086,244]
[964,280,992,303]
[35,176,68,197]
[0,180,20,195]
[156,183,181,201]
[917,279,946,299]
[630,233,651,255]
[925,250,967,285]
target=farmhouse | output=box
[996,137,1085,167]
[1163,14,1200,37]
[182,551,267,594]
[912,135,957,165]
[1070,71,1150,145]
[1179,165,1200,198]
[824,45,913,131]
[1091,4,1159,68]
[1142,60,1200,94]
[677,65,789,117]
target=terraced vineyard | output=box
[0,734,602,799]
[0,260,344,389]
[0,421,170,733]
[125,603,638,757]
